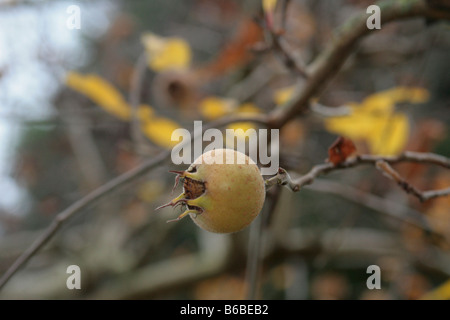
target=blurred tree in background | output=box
[0,0,450,300]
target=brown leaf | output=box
[327,136,357,165]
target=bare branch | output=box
[376,160,450,202]
[0,151,170,291]
[0,114,269,290]
[266,152,450,202]
[376,160,421,201]
[270,31,308,78]
[421,187,450,201]
[359,151,450,169]
[260,0,308,78]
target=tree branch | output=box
[376,160,450,202]
[268,0,450,128]
[270,31,308,78]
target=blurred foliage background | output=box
[0,0,449,300]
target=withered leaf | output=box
[327,136,357,165]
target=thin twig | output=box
[376,160,426,201]
[280,0,291,32]
[365,151,450,169]
[266,167,301,191]
[421,187,450,201]
[271,32,308,78]
[0,151,169,291]
[376,160,450,202]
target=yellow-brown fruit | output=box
[157,148,266,233]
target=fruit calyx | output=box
[156,170,206,223]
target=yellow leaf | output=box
[361,94,395,114]
[141,33,191,72]
[199,96,237,120]
[273,85,295,105]
[325,109,409,156]
[262,0,277,14]
[140,115,181,149]
[421,280,450,300]
[378,86,430,104]
[324,87,429,156]
[137,104,156,120]
[324,104,374,140]
[66,72,131,120]
[225,122,257,149]
[224,101,260,147]
[138,104,184,149]
[65,72,183,149]
[231,103,261,147]
[368,113,409,156]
